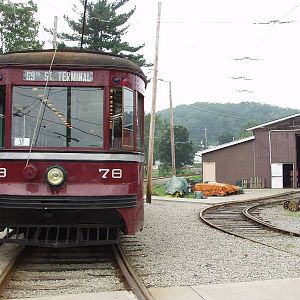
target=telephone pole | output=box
[204,127,208,149]
[169,81,176,176]
[158,79,176,176]
[53,16,58,49]
[146,2,162,204]
[80,0,88,50]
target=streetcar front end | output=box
[0,50,146,247]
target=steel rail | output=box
[199,194,300,257]
[112,244,154,300]
[0,244,152,298]
[243,200,300,237]
[0,245,24,295]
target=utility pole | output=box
[146,2,162,204]
[169,81,176,176]
[53,16,58,50]
[80,0,88,50]
[204,127,208,149]
[158,79,176,176]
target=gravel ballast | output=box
[0,244,22,274]
[259,204,300,233]
[121,199,300,288]
[1,196,300,294]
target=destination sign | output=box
[23,70,94,82]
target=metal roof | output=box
[247,112,300,131]
[200,136,255,155]
[0,49,147,83]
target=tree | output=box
[59,0,149,67]
[144,113,166,164]
[157,101,300,146]
[158,125,194,168]
[238,120,257,139]
[0,0,43,53]
[218,132,235,145]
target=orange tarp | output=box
[194,182,240,197]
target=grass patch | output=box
[286,210,300,218]
[152,184,166,196]
[277,203,300,218]
[185,175,202,181]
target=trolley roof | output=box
[0,49,147,83]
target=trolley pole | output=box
[146,2,162,204]
[169,81,176,176]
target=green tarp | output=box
[165,175,189,197]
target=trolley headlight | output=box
[46,166,66,186]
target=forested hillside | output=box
[157,101,300,149]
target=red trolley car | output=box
[0,50,146,247]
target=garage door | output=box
[271,163,283,188]
[203,162,216,182]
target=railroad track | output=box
[244,200,300,237]
[200,192,300,256]
[0,244,153,300]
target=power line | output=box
[254,20,295,25]
[187,104,252,121]
[230,76,253,80]
[231,57,260,61]
[236,89,254,93]
[278,3,300,20]
[180,102,281,122]
[229,2,300,96]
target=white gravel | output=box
[0,243,22,274]
[121,200,300,288]
[259,204,300,233]
[1,198,300,294]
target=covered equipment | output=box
[194,182,242,197]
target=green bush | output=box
[158,166,171,177]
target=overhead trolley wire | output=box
[178,102,281,123]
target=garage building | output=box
[201,112,300,188]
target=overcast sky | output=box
[22,1,300,112]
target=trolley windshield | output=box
[11,86,104,148]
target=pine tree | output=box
[0,0,43,53]
[60,0,149,67]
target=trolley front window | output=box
[11,86,104,148]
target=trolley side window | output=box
[122,87,134,149]
[109,87,135,150]
[0,86,5,148]
[11,86,104,148]
[109,88,123,148]
[136,92,144,150]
